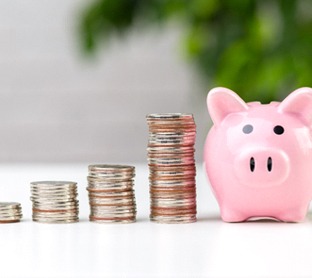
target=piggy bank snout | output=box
[234,148,290,187]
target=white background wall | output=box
[0,0,210,163]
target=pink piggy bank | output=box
[204,87,312,222]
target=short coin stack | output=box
[0,202,22,223]
[30,181,79,223]
[87,165,136,223]
[147,113,197,223]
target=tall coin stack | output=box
[30,181,79,223]
[87,165,136,223]
[0,202,22,223]
[147,113,197,223]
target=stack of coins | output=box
[30,181,79,223]
[147,113,197,223]
[0,202,22,223]
[87,165,136,223]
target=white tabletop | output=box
[0,163,311,278]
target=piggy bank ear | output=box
[278,87,312,125]
[207,87,248,125]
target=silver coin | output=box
[89,201,136,207]
[30,188,77,194]
[33,207,78,212]
[90,205,136,211]
[149,184,196,189]
[0,202,21,208]
[90,213,137,219]
[87,185,134,190]
[147,145,195,152]
[0,202,22,222]
[31,199,78,205]
[33,203,79,207]
[0,213,23,218]
[32,212,78,217]
[148,138,195,145]
[0,215,22,219]
[148,136,196,143]
[86,164,136,223]
[90,211,136,217]
[89,200,135,205]
[148,130,196,135]
[88,197,134,203]
[31,188,77,194]
[150,184,196,190]
[31,185,77,190]
[89,217,135,224]
[87,176,134,183]
[0,208,22,214]
[150,173,196,180]
[90,199,136,205]
[88,195,135,200]
[151,200,196,207]
[0,212,22,216]
[148,124,196,130]
[32,216,79,222]
[147,113,197,223]
[88,189,134,196]
[91,207,136,213]
[148,157,195,165]
[87,178,133,185]
[147,113,193,119]
[31,192,78,197]
[149,163,196,169]
[88,164,135,174]
[148,135,196,142]
[32,218,79,223]
[0,215,23,221]
[87,175,134,182]
[148,132,195,138]
[31,181,77,186]
[150,215,196,224]
[148,151,195,157]
[32,202,78,206]
[148,119,195,125]
[32,199,79,204]
[30,181,79,223]
[31,192,78,198]
[150,179,196,185]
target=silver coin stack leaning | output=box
[146,113,197,223]
[0,202,22,223]
[87,165,136,223]
[30,181,79,223]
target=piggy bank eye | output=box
[243,124,253,134]
[273,125,284,135]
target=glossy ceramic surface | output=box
[204,87,312,222]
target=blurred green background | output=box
[80,0,312,103]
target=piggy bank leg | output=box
[277,206,308,223]
[220,207,248,222]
